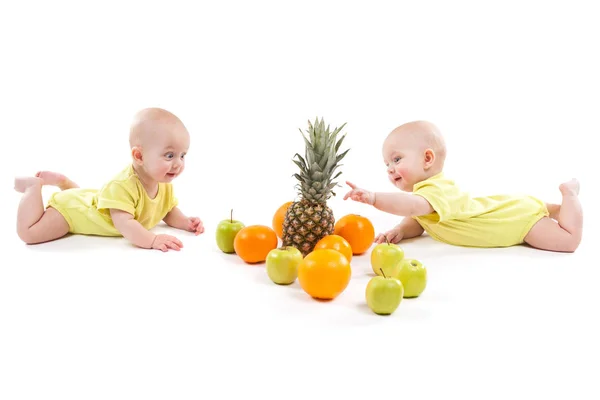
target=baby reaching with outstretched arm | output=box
[14,107,204,252]
[344,121,582,253]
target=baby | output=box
[14,107,204,252]
[344,121,583,252]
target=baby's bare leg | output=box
[524,179,582,252]
[557,179,582,237]
[36,171,79,191]
[545,203,560,220]
[14,177,69,244]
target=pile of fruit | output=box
[215,118,427,316]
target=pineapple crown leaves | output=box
[291,117,350,201]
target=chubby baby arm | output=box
[163,207,205,235]
[344,181,433,217]
[372,192,433,217]
[375,217,425,244]
[110,209,183,251]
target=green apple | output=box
[396,259,427,298]
[216,209,245,253]
[365,269,404,315]
[266,246,303,285]
[371,240,404,277]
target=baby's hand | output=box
[343,181,375,205]
[187,217,205,235]
[152,234,183,252]
[374,225,403,244]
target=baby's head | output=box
[382,120,446,192]
[129,107,190,183]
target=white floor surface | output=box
[1,208,598,399]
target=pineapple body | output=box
[282,200,335,256]
[282,118,349,257]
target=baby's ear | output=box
[423,148,435,169]
[131,146,144,164]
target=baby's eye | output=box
[181,153,186,160]
[393,157,401,163]
[165,152,174,159]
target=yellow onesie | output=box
[412,173,548,248]
[47,165,178,236]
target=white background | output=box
[1,1,598,399]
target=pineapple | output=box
[282,117,350,256]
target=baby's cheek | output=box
[396,165,411,180]
[149,164,161,176]
[161,161,172,173]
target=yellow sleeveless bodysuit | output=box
[412,173,548,247]
[46,165,178,236]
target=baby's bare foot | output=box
[35,171,77,190]
[559,179,580,196]
[14,177,42,193]
[36,171,67,186]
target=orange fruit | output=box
[334,214,375,255]
[272,201,293,239]
[298,249,351,300]
[233,225,278,264]
[313,234,353,263]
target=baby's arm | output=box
[163,207,204,235]
[110,209,183,251]
[372,192,433,217]
[375,217,424,244]
[344,181,433,217]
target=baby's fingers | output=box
[166,240,182,251]
[386,232,400,243]
[346,181,357,189]
[374,231,397,244]
[350,192,367,204]
[168,235,184,248]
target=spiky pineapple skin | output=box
[282,200,335,256]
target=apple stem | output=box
[385,236,390,245]
[230,209,233,223]
[380,268,386,278]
